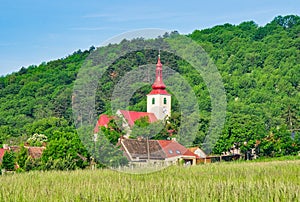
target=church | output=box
[94,54,199,165]
[94,54,171,135]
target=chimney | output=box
[3,144,9,149]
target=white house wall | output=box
[147,94,171,120]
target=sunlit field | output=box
[1,160,299,201]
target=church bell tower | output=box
[147,54,171,120]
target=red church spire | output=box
[148,53,169,95]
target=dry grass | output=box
[1,160,299,201]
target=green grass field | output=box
[1,160,299,201]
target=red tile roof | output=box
[183,149,199,158]
[26,147,45,159]
[0,148,6,160]
[94,114,114,133]
[9,146,20,153]
[118,110,158,127]
[148,89,170,95]
[158,140,199,159]
[188,147,207,158]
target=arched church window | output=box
[152,98,155,104]
[163,97,167,104]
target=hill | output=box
[0,15,299,158]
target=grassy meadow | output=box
[1,160,299,202]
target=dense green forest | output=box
[0,15,299,170]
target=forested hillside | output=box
[0,15,299,157]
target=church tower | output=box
[147,54,171,120]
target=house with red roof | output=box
[158,140,199,164]
[0,145,46,163]
[0,144,20,164]
[115,110,158,136]
[117,110,158,127]
[95,110,159,137]
[119,138,199,165]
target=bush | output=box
[16,167,25,173]
[2,151,16,171]
[27,134,47,147]
[24,157,42,171]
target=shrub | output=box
[2,151,16,171]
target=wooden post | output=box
[147,137,150,162]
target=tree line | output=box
[0,15,299,171]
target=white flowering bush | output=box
[27,134,48,147]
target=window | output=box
[176,150,181,154]
[169,150,173,154]
[163,97,167,104]
[152,98,155,104]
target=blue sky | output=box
[0,0,299,76]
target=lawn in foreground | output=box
[1,160,299,201]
